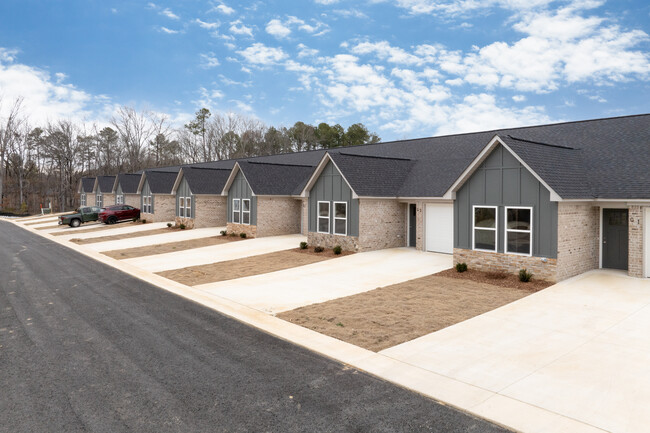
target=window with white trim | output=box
[80,193,86,206]
[473,206,497,252]
[178,196,191,218]
[505,206,532,255]
[96,193,103,208]
[333,201,347,235]
[232,199,240,223]
[242,199,250,225]
[116,195,123,205]
[143,195,152,213]
[317,201,330,233]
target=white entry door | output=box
[425,203,454,254]
[645,207,650,278]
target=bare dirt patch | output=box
[103,236,242,260]
[157,249,336,286]
[70,227,177,245]
[50,221,136,236]
[278,274,544,352]
[435,268,553,291]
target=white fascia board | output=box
[111,176,120,194]
[220,162,241,196]
[442,135,563,202]
[91,178,100,194]
[171,168,185,195]
[300,153,331,197]
[561,199,650,204]
[136,173,147,194]
[397,197,452,203]
[77,179,84,194]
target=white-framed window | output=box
[116,195,123,205]
[80,193,86,206]
[505,206,532,256]
[473,205,498,252]
[179,196,191,218]
[96,193,103,207]
[143,195,152,213]
[333,201,347,236]
[242,199,250,225]
[317,201,330,233]
[232,199,241,223]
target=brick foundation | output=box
[454,248,558,282]
[227,222,257,238]
[556,203,600,281]
[174,216,194,229]
[307,232,359,251]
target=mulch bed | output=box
[434,268,553,291]
[292,247,355,258]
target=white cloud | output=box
[351,41,425,66]
[214,4,235,15]
[297,43,319,57]
[200,53,220,68]
[314,0,340,4]
[332,9,368,19]
[111,8,118,14]
[266,19,291,38]
[512,94,526,102]
[237,43,287,65]
[229,20,253,37]
[393,0,553,16]
[194,19,219,30]
[158,26,181,34]
[0,48,19,63]
[161,7,179,20]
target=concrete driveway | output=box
[87,227,226,252]
[123,234,306,272]
[381,270,650,433]
[53,222,169,241]
[196,248,453,314]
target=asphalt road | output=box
[0,220,509,433]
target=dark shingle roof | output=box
[181,167,231,195]
[96,176,116,194]
[328,153,415,197]
[80,177,95,193]
[238,161,316,195]
[145,170,180,194]
[116,173,142,194]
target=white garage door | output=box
[425,203,454,254]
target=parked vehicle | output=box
[99,205,141,224]
[58,206,103,227]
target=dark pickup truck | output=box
[58,206,103,227]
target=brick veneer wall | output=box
[556,203,600,281]
[308,232,359,251]
[454,248,558,282]
[301,198,308,236]
[629,205,645,278]
[227,222,257,238]
[358,199,406,251]
[102,193,115,206]
[124,194,140,209]
[256,196,302,237]
[194,195,227,229]
[86,194,95,207]
[141,194,175,223]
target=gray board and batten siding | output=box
[175,177,196,218]
[141,179,154,212]
[308,161,359,237]
[454,144,558,258]
[227,170,257,225]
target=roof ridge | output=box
[336,152,412,161]
[244,161,314,168]
[505,135,577,150]
[185,166,231,172]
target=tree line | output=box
[0,98,380,214]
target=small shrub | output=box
[228,232,236,237]
[314,246,324,253]
[167,222,172,228]
[333,245,342,255]
[455,262,468,273]
[299,241,308,250]
[336,322,344,327]
[240,232,247,238]
[141,219,147,224]
[179,223,186,230]
[220,230,227,236]
[519,268,533,282]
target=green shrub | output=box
[220,230,227,236]
[314,246,324,253]
[299,241,308,250]
[333,245,342,255]
[179,223,186,230]
[519,268,533,282]
[455,262,468,273]
[141,219,147,224]
[167,222,172,228]
[240,232,247,238]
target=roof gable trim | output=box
[221,162,255,196]
[299,153,358,199]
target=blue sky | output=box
[1,0,649,140]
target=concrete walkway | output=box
[381,270,650,433]
[123,234,305,272]
[87,227,226,252]
[197,248,453,314]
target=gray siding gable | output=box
[227,170,256,225]
[175,177,196,217]
[454,144,558,258]
[308,161,359,236]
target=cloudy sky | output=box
[1,0,649,140]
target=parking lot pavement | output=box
[87,227,227,252]
[52,222,169,241]
[196,248,453,314]
[380,270,650,433]
[123,234,306,272]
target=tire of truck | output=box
[70,219,81,228]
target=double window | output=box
[143,195,152,213]
[179,197,191,218]
[317,201,348,236]
[116,195,124,205]
[96,193,103,208]
[80,193,86,206]
[472,205,532,256]
[231,198,251,225]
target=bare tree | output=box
[110,106,154,172]
[0,97,25,209]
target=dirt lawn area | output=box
[70,227,177,245]
[50,221,137,236]
[157,248,351,286]
[278,271,551,352]
[103,236,243,259]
